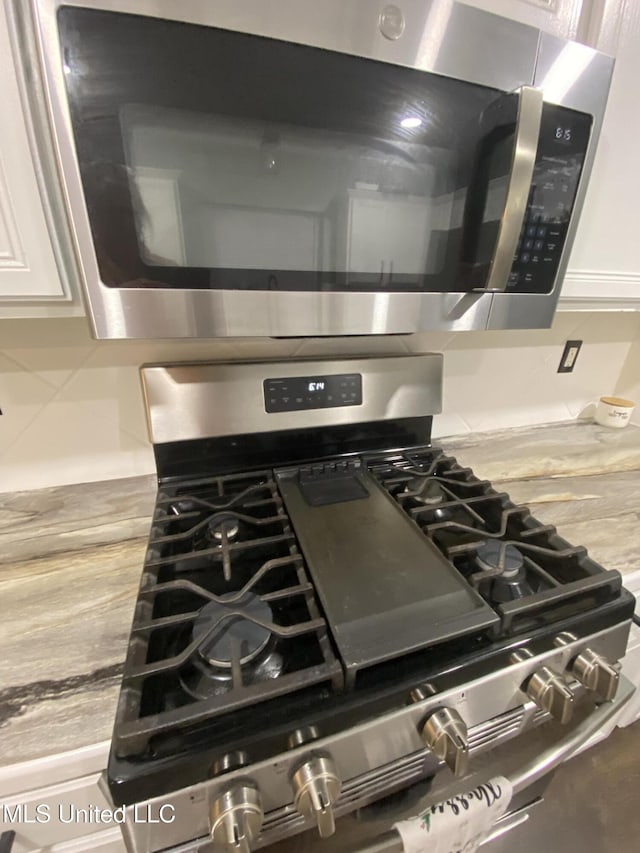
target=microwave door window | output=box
[59,6,506,294]
[120,105,463,286]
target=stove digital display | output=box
[264,373,362,413]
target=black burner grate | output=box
[367,446,623,634]
[113,470,343,758]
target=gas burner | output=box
[207,512,241,543]
[169,499,198,516]
[403,477,444,505]
[193,592,272,667]
[181,592,284,700]
[476,540,523,576]
[181,646,284,700]
[473,540,533,603]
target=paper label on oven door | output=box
[393,776,513,853]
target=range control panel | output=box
[264,373,363,413]
[507,103,592,294]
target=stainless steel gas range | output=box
[106,355,635,853]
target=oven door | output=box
[147,675,634,852]
[24,0,608,338]
[348,673,636,853]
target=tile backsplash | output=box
[614,334,640,415]
[1,311,639,493]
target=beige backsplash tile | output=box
[1,311,640,492]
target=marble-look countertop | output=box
[0,422,639,770]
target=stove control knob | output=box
[210,782,263,853]
[571,648,620,702]
[291,755,341,838]
[526,666,574,724]
[420,707,469,777]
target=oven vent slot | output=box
[469,705,526,752]
[255,754,430,848]
[338,752,430,806]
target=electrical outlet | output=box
[558,340,583,373]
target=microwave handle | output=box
[352,672,635,853]
[474,85,544,294]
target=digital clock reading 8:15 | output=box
[555,126,572,142]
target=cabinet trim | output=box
[561,268,640,304]
[0,154,27,270]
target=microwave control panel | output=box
[507,104,592,294]
[264,373,363,413]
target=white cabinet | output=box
[0,742,123,853]
[0,773,122,853]
[462,0,587,41]
[561,0,640,308]
[335,190,433,284]
[0,0,83,316]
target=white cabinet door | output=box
[461,0,586,40]
[561,0,640,308]
[341,191,431,282]
[0,773,114,852]
[0,2,83,314]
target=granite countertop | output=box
[1,421,639,771]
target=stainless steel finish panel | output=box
[481,86,543,293]
[141,355,443,443]
[118,623,629,853]
[31,0,540,86]
[23,0,541,338]
[486,36,615,329]
[352,672,635,853]
[509,670,633,794]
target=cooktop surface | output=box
[106,432,636,811]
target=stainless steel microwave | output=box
[12,0,613,338]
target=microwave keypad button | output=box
[524,239,533,250]
[534,240,544,251]
[521,253,530,263]
[537,227,547,238]
[508,272,520,286]
[542,256,554,264]
[531,255,539,263]
[526,225,537,237]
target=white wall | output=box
[1,311,639,493]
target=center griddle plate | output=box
[276,465,499,683]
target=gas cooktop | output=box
[107,356,634,817]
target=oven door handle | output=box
[353,673,635,853]
[473,85,544,294]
